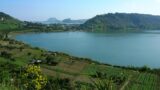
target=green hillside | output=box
[0,12,22,31]
[80,13,160,31]
[0,12,160,90]
[0,39,160,90]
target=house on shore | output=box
[30,59,42,64]
[1,17,4,21]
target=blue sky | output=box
[0,0,160,21]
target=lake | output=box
[15,31,160,68]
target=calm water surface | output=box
[15,31,160,68]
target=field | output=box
[0,38,160,90]
[125,73,160,90]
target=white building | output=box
[1,17,4,21]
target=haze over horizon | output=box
[1,0,160,21]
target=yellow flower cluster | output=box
[21,65,47,90]
[26,65,41,74]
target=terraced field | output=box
[125,73,160,90]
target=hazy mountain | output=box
[80,13,160,31]
[42,18,61,24]
[62,18,87,24]
[39,18,87,24]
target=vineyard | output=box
[125,73,160,90]
[82,64,160,90]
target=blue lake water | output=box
[15,31,160,68]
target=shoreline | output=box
[8,29,69,38]
[7,30,160,70]
[1,29,160,89]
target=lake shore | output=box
[14,30,160,68]
[1,29,160,89]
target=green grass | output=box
[0,84,18,90]
[82,64,131,77]
[41,65,80,76]
[0,24,18,31]
[125,73,160,90]
[0,12,159,89]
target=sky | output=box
[0,0,160,21]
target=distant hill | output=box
[2,12,160,32]
[0,12,22,31]
[39,18,87,24]
[62,18,87,24]
[80,13,160,31]
[42,18,61,24]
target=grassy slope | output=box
[0,12,160,89]
[0,12,21,31]
[0,39,160,90]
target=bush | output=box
[90,71,107,79]
[139,65,151,72]
[20,65,47,90]
[0,51,12,59]
[93,78,113,90]
[45,55,58,65]
[75,81,94,90]
[27,52,31,56]
[45,77,72,90]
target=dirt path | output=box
[120,75,131,90]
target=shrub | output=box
[75,81,94,90]
[139,65,151,72]
[0,51,12,59]
[90,71,107,79]
[45,55,58,65]
[27,52,31,56]
[44,77,72,90]
[20,65,47,90]
[93,78,113,90]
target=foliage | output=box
[81,13,160,31]
[0,51,12,59]
[0,12,22,31]
[44,77,72,90]
[0,37,160,90]
[75,81,95,90]
[125,73,160,90]
[23,21,80,32]
[46,55,55,64]
[93,78,113,90]
[20,65,47,90]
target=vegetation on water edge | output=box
[0,38,160,90]
[1,12,160,90]
[80,13,160,31]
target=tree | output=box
[46,55,55,64]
